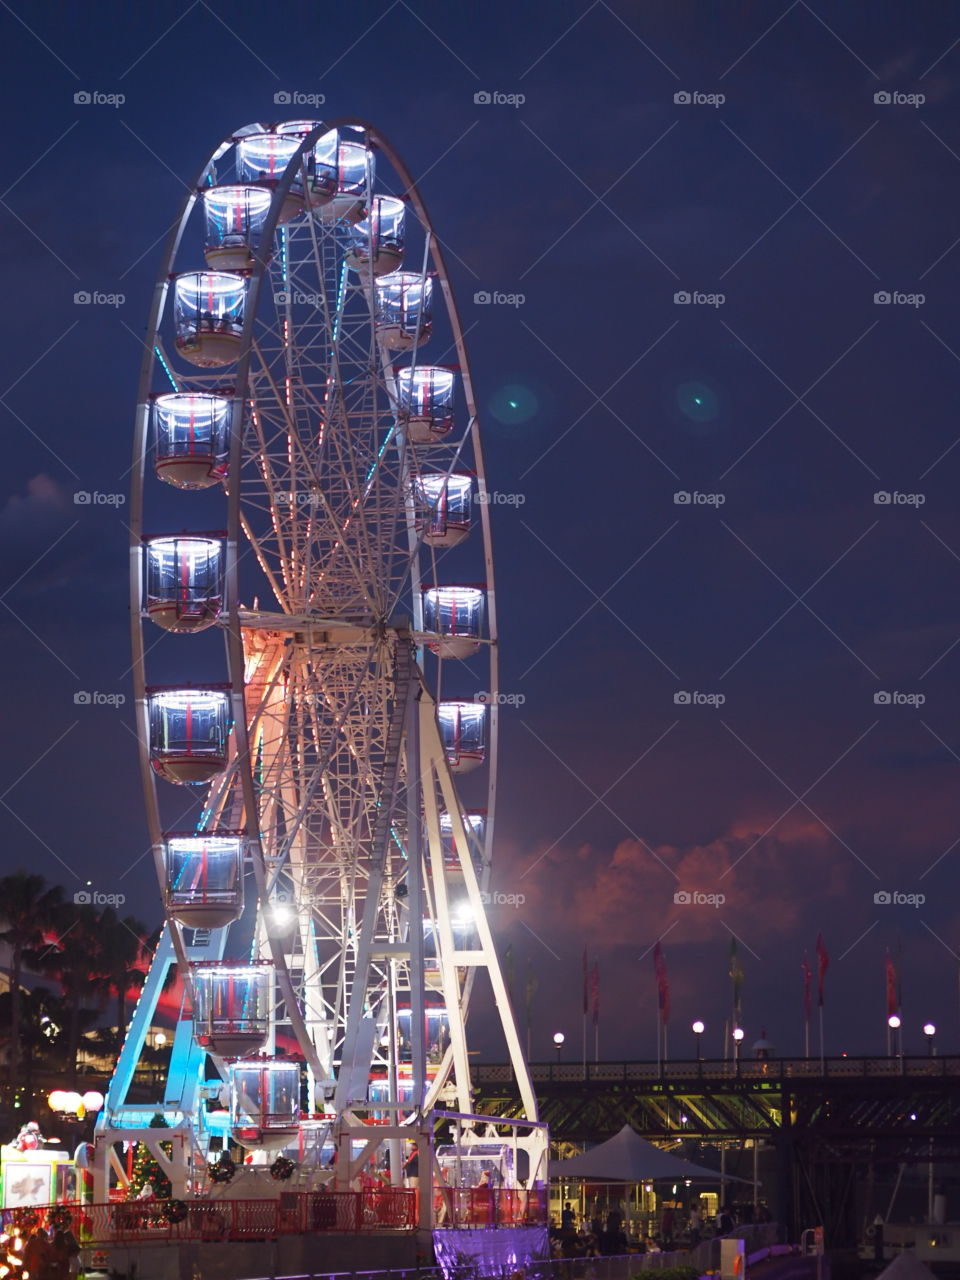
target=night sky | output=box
[1,0,959,1064]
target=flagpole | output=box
[804,1015,810,1060]
[818,1004,824,1071]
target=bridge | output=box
[470,1057,960,1246]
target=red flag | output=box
[582,949,588,1016]
[816,933,829,1007]
[653,942,670,1026]
[885,949,898,1017]
[801,951,812,1021]
[590,960,600,1028]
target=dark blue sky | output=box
[1,0,960,1061]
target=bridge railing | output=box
[474,1056,960,1083]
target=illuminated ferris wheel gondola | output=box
[98,118,542,1202]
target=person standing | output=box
[689,1203,702,1244]
[661,1205,675,1248]
[23,1228,52,1280]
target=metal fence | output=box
[3,1190,417,1245]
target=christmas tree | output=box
[127,1113,172,1199]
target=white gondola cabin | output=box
[143,535,223,633]
[416,474,472,547]
[438,811,486,870]
[164,833,244,928]
[396,1001,450,1067]
[148,686,230,785]
[173,272,245,368]
[236,129,306,224]
[422,586,484,659]
[229,1059,300,1149]
[153,392,230,489]
[202,184,272,270]
[193,964,270,1055]
[375,273,432,351]
[312,127,373,222]
[396,366,455,443]
[344,196,405,276]
[437,701,487,773]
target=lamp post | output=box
[48,1089,103,1135]
[887,1014,901,1062]
[553,1031,565,1064]
[732,1027,744,1071]
[923,1023,936,1057]
[692,1020,705,1066]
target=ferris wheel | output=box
[96,118,542,1202]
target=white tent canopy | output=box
[876,1254,938,1280]
[550,1124,741,1182]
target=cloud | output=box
[512,813,851,957]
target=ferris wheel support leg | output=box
[419,688,540,1127]
[419,710,474,1117]
[405,683,428,1112]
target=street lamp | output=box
[887,1014,901,1061]
[692,1020,705,1061]
[732,1027,744,1064]
[923,1023,936,1056]
[48,1090,102,1121]
[553,1031,565,1063]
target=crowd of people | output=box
[548,1199,773,1258]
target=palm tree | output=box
[29,904,110,1083]
[98,909,150,1049]
[0,872,63,1088]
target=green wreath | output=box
[48,1207,72,1230]
[207,1154,236,1184]
[163,1199,188,1224]
[270,1156,295,1181]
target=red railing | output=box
[3,1189,417,1245]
